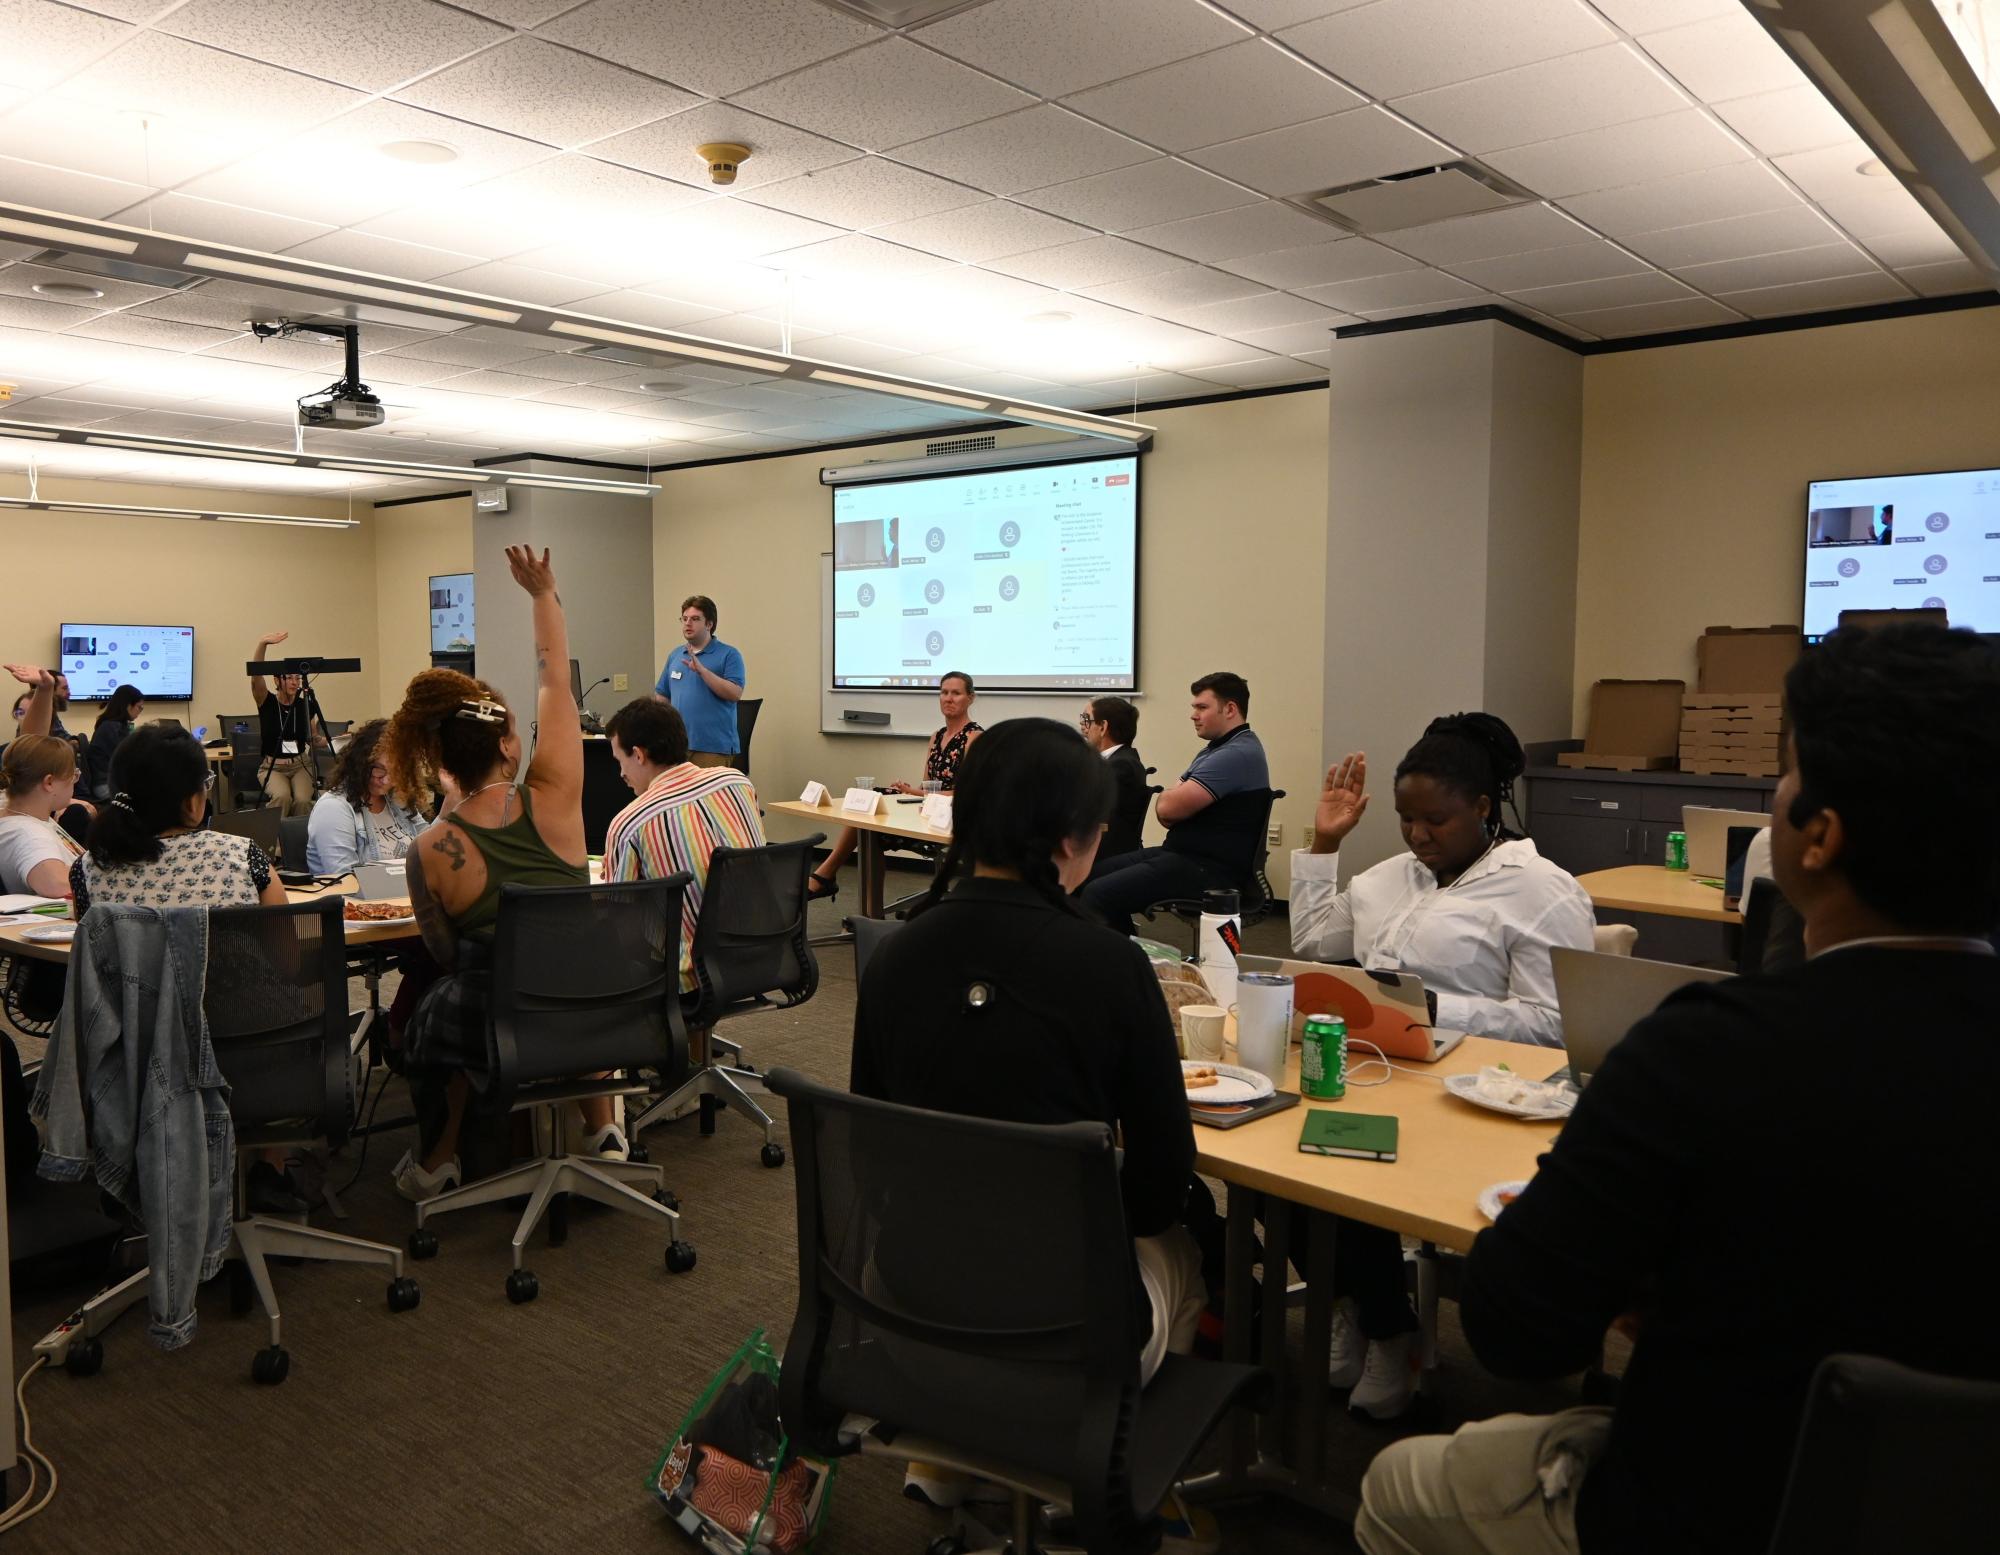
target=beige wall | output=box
[373,494,473,708]
[1573,305,2000,726]
[652,389,1332,894]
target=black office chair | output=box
[1766,1354,2000,1555]
[278,814,310,870]
[734,697,762,779]
[1738,876,1807,974]
[1141,787,1286,955]
[408,878,696,1300]
[768,1068,1268,1555]
[60,899,417,1384]
[851,914,905,983]
[222,714,265,809]
[627,837,820,1168]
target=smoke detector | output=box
[697,142,751,186]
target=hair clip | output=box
[111,792,136,813]
[453,699,506,725]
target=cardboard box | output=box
[1683,758,1782,777]
[1683,692,1783,711]
[1559,679,1685,771]
[1679,710,1785,731]
[1697,626,1803,695]
[1679,732,1782,752]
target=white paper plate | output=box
[1443,1072,1576,1121]
[23,924,77,943]
[1183,1060,1274,1105]
[344,913,415,931]
[1478,1180,1530,1222]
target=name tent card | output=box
[799,781,830,807]
[841,787,881,816]
[920,793,953,830]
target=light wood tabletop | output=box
[766,796,951,845]
[1577,863,1741,923]
[1195,1033,1568,1253]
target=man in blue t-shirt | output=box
[1080,671,1269,936]
[654,594,745,766]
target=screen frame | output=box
[428,570,475,653]
[1802,460,1996,641]
[827,448,1143,694]
[54,623,196,701]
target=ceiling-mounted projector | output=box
[251,319,387,430]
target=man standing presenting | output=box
[655,594,744,768]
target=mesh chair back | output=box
[768,1068,1145,1488]
[734,697,762,777]
[851,915,905,983]
[686,837,819,1026]
[1767,1354,2000,1555]
[489,877,690,1090]
[203,898,351,1146]
[1739,876,1807,975]
[223,714,263,802]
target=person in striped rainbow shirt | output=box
[600,697,766,996]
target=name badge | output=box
[670,669,683,680]
[920,793,953,830]
[280,739,301,756]
[799,781,830,807]
[841,786,880,816]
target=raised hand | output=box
[505,545,557,598]
[4,663,53,689]
[258,630,289,647]
[1313,752,1368,852]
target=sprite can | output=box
[1300,1013,1347,1100]
[1665,829,1688,871]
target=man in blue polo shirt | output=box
[655,594,745,766]
[1080,670,1269,936]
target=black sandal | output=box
[806,873,840,902]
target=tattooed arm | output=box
[503,544,584,860]
[410,833,459,972]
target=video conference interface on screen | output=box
[56,624,195,700]
[1804,467,1999,638]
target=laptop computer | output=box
[212,805,281,859]
[353,861,410,900]
[1237,955,1466,1062]
[1548,947,1732,1087]
[1682,806,1769,881]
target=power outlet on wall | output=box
[1267,822,1282,848]
[612,673,629,691]
[1302,825,1315,851]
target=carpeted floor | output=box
[4,881,1607,1554]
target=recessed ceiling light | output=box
[32,280,105,301]
[1024,311,1073,326]
[1857,157,1889,176]
[638,379,684,393]
[380,139,460,165]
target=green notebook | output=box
[1299,1111,1399,1162]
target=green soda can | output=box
[1665,829,1688,871]
[1300,1014,1347,1100]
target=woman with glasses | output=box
[305,718,429,876]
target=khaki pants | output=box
[263,758,315,817]
[1135,1227,1206,1384]
[688,751,735,769]
[1355,1408,1614,1555]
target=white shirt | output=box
[0,807,81,896]
[1099,743,1126,759]
[1288,837,1596,1048]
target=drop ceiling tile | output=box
[1772,144,1931,237]
[746,157,983,229]
[1281,0,1611,99]
[541,0,879,99]
[788,333,918,367]
[1588,0,1736,30]
[480,241,659,289]
[0,294,103,330]
[1185,354,1324,387]
[1295,268,1484,312]
[195,335,343,371]
[1622,205,1840,268]
[1717,271,1909,318]
[1710,84,1855,159]
[1218,237,1421,287]
[124,281,296,331]
[110,193,333,250]
[1488,109,1751,200]
[735,38,1033,152]
[1672,243,1880,295]
[0,154,149,218]
[431,261,606,307]
[1561,294,1738,336]
[1564,160,1798,238]
[1174,290,1338,334]
[1079,265,1269,311]
[1016,157,1259,232]
[870,201,1095,263]
[1109,318,1269,371]
[1507,269,1694,315]
[678,313,789,349]
[1864,225,1969,269]
[1063,39,1359,152]
[1122,201,1335,263]
[450,0,576,22]
[587,104,852,192]
[985,235,1189,288]
[766,233,957,282]
[1393,44,1685,154]
[281,230,486,281]
[1451,241,1648,291]
[1897,259,1990,297]
[1186,107,1450,197]
[387,333,556,369]
[0,262,170,311]
[62,314,241,352]
[920,0,1246,99]
[524,382,670,411]
[625,260,791,315]
[1229,318,1352,354]
[397,37,698,148]
[1635,8,1800,104]
[894,106,1152,197]
[424,369,557,398]
[1221,0,1376,27]
[0,0,131,93]
[0,98,245,188]
[54,31,363,138]
[159,0,505,93]
[1384,202,1593,264]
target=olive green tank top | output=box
[443,786,585,939]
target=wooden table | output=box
[1188,1033,1566,1520]
[1577,864,1740,924]
[767,797,949,919]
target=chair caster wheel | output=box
[387,1276,421,1313]
[506,1269,540,1304]
[63,1337,104,1377]
[666,1241,697,1274]
[408,1228,439,1260]
[655,1188,681,1212]
[760,1142,786,1169]
[627,1144,650,1165]
[252,1345,290,1385]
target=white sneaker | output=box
[1327,1297,1364,1389]
[392,1150,461,1203]
[585,1123,629,1162]
[1348,1332,1418,1421]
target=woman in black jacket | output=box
[84,683,145,801]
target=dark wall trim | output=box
[1334,302,1581,353]
[470,450,658,472]
[373,489,472,509]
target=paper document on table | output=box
[0,894,68,913]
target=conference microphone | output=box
[579,675,612,704]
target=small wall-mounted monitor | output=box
[1804,467,1998,641]
[57,624,195,700]
[429,572,474,652]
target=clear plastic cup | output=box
[921,780,942,794]
[855,775,876,790]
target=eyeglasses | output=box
[1078,714,1101,728]
[203,770,216,792]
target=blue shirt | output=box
[655,637,745,755]
[1179,724,1268,801]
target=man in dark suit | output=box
[1082,695,1148,859]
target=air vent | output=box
[1294,162,1532,235]
[927,435,996,457]
[24,248,201,291]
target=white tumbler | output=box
[1196,888,1241,1008]
[1235,971,1294,1085]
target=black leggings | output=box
[1267,1207,1416,1340]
